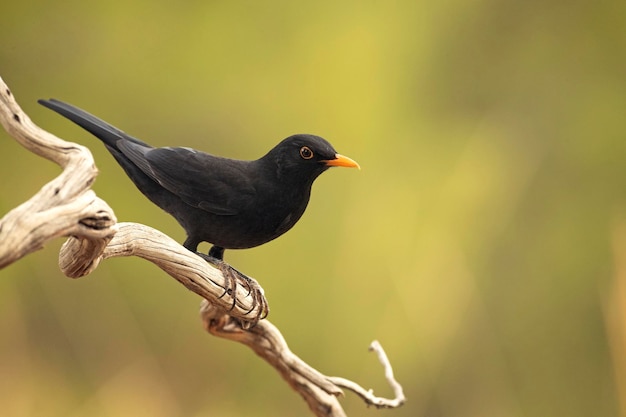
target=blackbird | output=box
[39,98,359,254]
[38,98,359,318]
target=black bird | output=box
[38,99,359,311]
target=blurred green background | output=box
[1,1,625,416]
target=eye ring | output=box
[300,146,314,160]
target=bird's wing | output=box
[117,141,255,215]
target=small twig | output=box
[328,341,406,409]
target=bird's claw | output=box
[197,253,269,327]
[217,262,269,328]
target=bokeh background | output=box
[1,1,625,416]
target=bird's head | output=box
[264,134,360,182]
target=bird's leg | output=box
[208,245,225,260]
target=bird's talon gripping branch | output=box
[196,251,268,323]
[216,262,240,311]
[194,252,247,314]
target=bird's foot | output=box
[196,253,269,327]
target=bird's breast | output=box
[248,185,311,240]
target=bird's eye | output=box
[300,146,314,160]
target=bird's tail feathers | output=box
[38,98,148,149]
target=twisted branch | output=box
[0,76,405,416]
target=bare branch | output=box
[60,222,267,321]
[0,75,405,415]
[201,302,405,416]
[0,76,116,267]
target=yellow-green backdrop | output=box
[1,1,624,416]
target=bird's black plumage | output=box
[38,99,359,260]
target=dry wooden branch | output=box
[0,78,116,268]
[60,222,266,320]
[0,75,405,416]
[202,302,406,416]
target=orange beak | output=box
[323,153,360,169]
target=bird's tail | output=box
[38,98,148,149]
